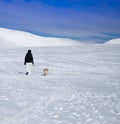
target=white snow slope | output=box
[105,38,120,44]
[0,28,80,47]
[0,44,120,124]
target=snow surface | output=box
[0,44,120,124]
[105,38,120,44]
[0,28,80,47]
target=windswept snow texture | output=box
[0,45,120,124]
[105,38,120,44]
[0,28,80,47]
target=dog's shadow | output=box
[41,74,47,76]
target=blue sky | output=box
[0,0,120,43]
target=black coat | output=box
[24,51,34,65]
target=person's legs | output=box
[26,63,32,75]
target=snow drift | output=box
[0,28,80,48]
[105,38,120,44]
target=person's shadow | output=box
[18,72,25,75]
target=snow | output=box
[104,38,120,44]
[0,28,81,47]
[0,43,120,124]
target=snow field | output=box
[0,45,120,124]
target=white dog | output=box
[43,68,48,76]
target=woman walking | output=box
[24,49,34,75]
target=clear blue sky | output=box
[0,0,120,43]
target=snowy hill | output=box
[0,28,80,48]
[0,28,120,124]
[104,38,120,44]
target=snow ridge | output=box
[0,28,80,47]
[105,38,120,44]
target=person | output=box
[24,49,34,75]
